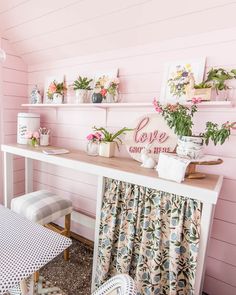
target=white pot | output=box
[75,89,88,103]
[53,93,63,104]
[99,142,116,158]
[176,136,204,159]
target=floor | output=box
[41,238,93,295]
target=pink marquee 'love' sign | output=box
[125,113,177,162]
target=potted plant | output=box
[25,131,40,147]
[92,76,119,103]
[73,76,93,103]
[93,126,132,157]
[187,68,236,101]
[153,98,235,159]
[47,80,66,104]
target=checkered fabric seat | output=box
[11,190,73,225]
[11,190,72,264]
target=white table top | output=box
[0,205,71,294]
[1,144,223,204]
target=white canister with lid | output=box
[17,113,40,144]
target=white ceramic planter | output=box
[75,89,88,103]
[52,93,63,104]
[99,142,116,158]
[176,136,204,159]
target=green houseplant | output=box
[189,68,236,101]
[73,76,93,103]
[93,126,132,157]
[153,98,235,159]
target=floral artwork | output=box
[47,80,65,99]
[167,64,193,97]
[160,58,206,103]
[95,178,202,295]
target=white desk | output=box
[1,144,223,295]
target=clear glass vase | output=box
[86,141,99,156]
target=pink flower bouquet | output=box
[25,131,40,146]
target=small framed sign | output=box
[125,113,177,162]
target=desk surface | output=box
[1,144,223,204]
[0,205,71,294]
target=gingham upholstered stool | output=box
[11,190,73,262]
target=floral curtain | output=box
[95,178,202,295]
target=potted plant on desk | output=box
[73,76,93,103]
[93,126,132,157]
[153,98,235,159]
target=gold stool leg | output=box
[64,213,71,261]
[34,271,39,283]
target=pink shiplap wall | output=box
[0,38,28,201]
[27,27,236,295]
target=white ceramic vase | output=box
[99,142,116,158]
[75,89,88,103]
[176,136,204,159]
[52,93,63,104]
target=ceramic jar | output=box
[99,142,116,158]
[92,93,103,103]
[75,89,88,103]
[86,141,99,156]
[176,136,204,159]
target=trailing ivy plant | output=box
[73,76,93,90]
[203,122,232,145]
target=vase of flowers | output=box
[86,132,101,156]
[47,80,66,104]
[25,131,40,147]
[153,98,235,159]
[73,76,93,103]
[93,126,132,157]
[93,76,119,103]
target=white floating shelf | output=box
[22,101,233,108]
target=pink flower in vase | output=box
[48,82,57,94]
[25,131,33,139]
[100,88,107,97]
[192,97,202,104]
[86,134,95,141]
[33,131,40,139]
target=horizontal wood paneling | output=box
[26,27,236,293]
[1,39,28,203]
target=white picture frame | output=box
[160,57,206,103]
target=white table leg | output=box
[25,158,33,194]
[194,202,215,295]
[91,175,105,291]
[3,152,13,208]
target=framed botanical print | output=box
[160,57,206,103]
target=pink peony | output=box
[25,131,33,139]
[86,134,94,140]
[33,131,39,139]
[192,97,202,104]
[94,132,102,140]
[100,88,107,97]
[48,82,57,94]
